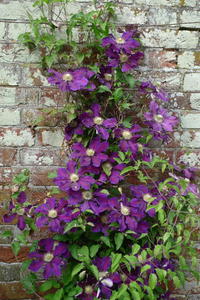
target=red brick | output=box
[30,167,58,186]
[0,282,35,299]
[0,246,30,263]
[0,148,17,166]
[40,87,66,106]
[145,50,178,69]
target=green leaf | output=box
[11,241,21,256]
[114,233,124,250]
[149,273,157,290]
[53,288,64,300]
[48,171,57,179]
[173,276,181,288]
[102,162,112,176]
[154,245,162,257]
[39,280,53,292]
[111,253,122,272]
[140,264,151,274]
[98,85,111,93]
[132,244,140,255]
[1,230,12,239]
[89,264,99,279]
[156,268,167,281]
[72,263,84,278]
[129,289,141,300]
[90,245,100,257]
[120,166,134,175]
[125,74,136,88]
[100,236,111,247]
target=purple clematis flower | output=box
[29,238,69,279]
[80,103,117,140]
[71,137,109,167]
[106,47,144,72]
[54,160,96,192]
[140,81,169,102]
[3,192,31,230]
[108,195,146,232]
[87,213,110,235]
[97,65,113,88]
[67,189,109,214]
[64,118,84,141]
[102,31,140,54]
[98,155,125,185]
[35,197,80,233]
[115,125,141,156]
[48,67,95,92]
[144,101,178,140]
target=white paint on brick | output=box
[22,67,50,86]
[176,131,200,148]
[180,10,200,28]
[183,73,200,91]
[0,87,16,106]
[0,44,39,63]
[141,29,199,49]
[8,22,29,41]
[22,152,54,165]
[178,51,195,69]
[0,1,40,20]
[0,64,21,86]
[179,152,200,167]
[116,7,147,24]
[181,113,200,129]
[190,94,200,110]
[135,0,196,6]
[148,8,177,25]
[42,130,64,147]
[0,129,34,146]
[0,109,20,125]
[0,22,6,40]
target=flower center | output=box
[104,73,112,81]
[102,162,112,170]
[43,252,54,262]
[120,204,130,216]
[99,271,108,279]
[86,148,95,157]
[82,191,93,200]
[93,116,103,125]
[17,208,25,216]
[122,130,132,140]
[101,215,108,223]
[70,173,79,182]
[154,114,164,123]
[85,285,93,295]
[116,37,125,44]
[138,143,143,152]
[143,193,152,202]
[120,54,128,63]
[62,73,73,81]
[48,209,58,218]
[101,278,113,288]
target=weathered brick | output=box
[181,113,200,129]
[141,29,199,49]
[134,0,196,5]
[174,131,200,148]
[0,63,21,86]
[180,10,200,28]
[0,225,15,244]
[148,8,177,25]
[116,6,147,24]
[0,1,37,20]
[190,93,200,110]
[21,66,50,86]
[0,281,35,299]
[7,22,29,41]
[145,50,177,69]
[184,73,200,91]
[177,151,200,167]
[0,87,16,106]
[0,128,34,147]
[16,88,39,106]
[19,148,64,166]
[0,108,20,125]
[37,128,64,147]
[0,148,17,166]
[21,108,60,127]
[30,167,58,186]
[40,88,66,106]
[178,51,195,69]
[0,22,6,40]
[0,167,23,185]
[0,263,21,281]
[0,44,39,63]
[0,246,30,263]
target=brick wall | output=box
[0,0,199,299]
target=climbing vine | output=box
[2,1,200,299]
